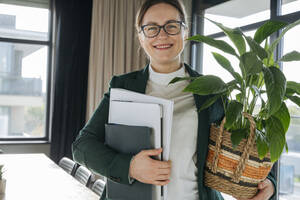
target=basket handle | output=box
[211,112,256,183]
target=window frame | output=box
[0,0,53,143]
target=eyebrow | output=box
[143,19,179,26]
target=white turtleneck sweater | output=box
[146,65,199,200]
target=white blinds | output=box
[0,0,49,9]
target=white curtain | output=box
[86,0,147,120]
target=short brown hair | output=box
[135,0,187,32]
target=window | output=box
[279,26,300,200]
[0,107,9,136]
[199,0,300,199]
[282,0,300,15]
[204,0,269,35]
[0,1,51,140]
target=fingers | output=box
[249,189,265,200]
[130,148,172,186]
[156,174,170,180]
[157,168,170,175]
[142,148,162,156]
[152,159,171,169]
[258,179,270,190]
[236,179,274,200]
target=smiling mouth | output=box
[154,44,173,50]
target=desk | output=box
[0,154,99,200]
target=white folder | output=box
[108,100,162,156]
[110,88,174,200]
[108,100,162,200]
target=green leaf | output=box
[188,35,237,56]
[239,62,246,78]
[212,52,243,85]
[227,80,241,92]
[279,51,300,62]
[183,75,227,95]
[245,36,268,60]
[169,77,197,84]
[241,52,263,76]
[254,20,288,44]
[262,67,286,116]
[266,116,286,162]
[273,102,290,134]
[230,128,248,149]
[206,18,246,55]
[199,94,222,112]
[285,142,289,153]
[236,93,242,102]
[287,95,300,107]
[285,88,295,96]
[225,100,243,129]
[212,52,235,74]
[256,130,269,159]
[286,81,300,95]
[269,19,300,55]
[259,108,269,119]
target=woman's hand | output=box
[236,179,274,200]
[129,148,171,186]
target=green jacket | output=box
[72,64,276,200]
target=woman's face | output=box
[138,3,187,68]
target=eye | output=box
[165,23,180,30]
[145,26,158,32]
[167,24,177,29]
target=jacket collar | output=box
[124,64,149,94]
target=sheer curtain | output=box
[86,0,147,120]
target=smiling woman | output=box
[71,1,274,200]
[72,1,224,200]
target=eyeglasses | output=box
[140,20,186,38]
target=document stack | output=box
[106,88,174,200]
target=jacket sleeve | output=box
[267,165,277,200]
[72,76,134,185]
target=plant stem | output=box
[249,95,258,115]
[246,76,253,112]
[221,95,226,113]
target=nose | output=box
[157,27,168,39]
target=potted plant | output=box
[171,18,300,198]
[0,164,6,194]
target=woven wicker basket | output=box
[204,113,273,199]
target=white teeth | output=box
[155,44,172,49]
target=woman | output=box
[72,0,276,199]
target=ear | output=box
[138,33,145,48]
[184,28,189,40]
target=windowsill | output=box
[0,140,50,145]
